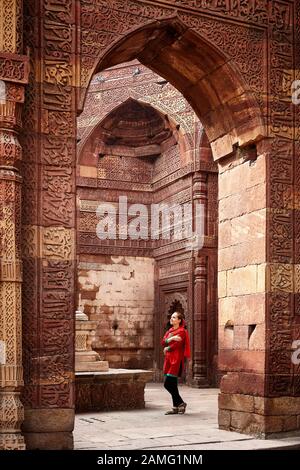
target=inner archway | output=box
[76,59,218,388]
[76,14,268,424]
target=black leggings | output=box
[164,375,184,408]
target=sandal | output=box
[165,407,179,415]
[178,402,187,414]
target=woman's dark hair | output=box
[165,310,187,331]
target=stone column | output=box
[193,257,209,386]
[21,1,77,449]
[218,10,300,436]
[0,68,28,449]
[192,173,209,386]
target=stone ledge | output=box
[76,368,153,381]
[76,369,153,412]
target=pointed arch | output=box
[79,16,266,160]
[77,95,192,165]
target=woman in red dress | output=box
[161,311,191,415]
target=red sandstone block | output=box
[229,410,282,435]
[219,350,265,373]
[218,297,234,326]
[233,325,249,350]
[260,397,300,416]
[283,415,298,432]
[219,184,266,222]
[218,409,231,428]
[263,415,283,433]
[219,154,266,200]
[249,324,265,350]
[218,325,233,350]
[219,293,265,327]
[230,410,253,432]
[247,155,266,188]
[218,271,227,298]
[219,166,242,199]
[235,293,265,325]
[219,392,254,412]
[227,266,257,296]
[219,210,266,250]
[220,372,266,396]
[106,354,122,363]
[218,239,266,271]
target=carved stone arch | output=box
[77,94,193,165]
[79,15,266,161]
[77,90,197,165]
[165,292,188,313]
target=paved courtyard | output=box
[74,383,300,450]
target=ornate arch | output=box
[77,88,197,163]
[79,14,266,160]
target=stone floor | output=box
[74,383,300,450]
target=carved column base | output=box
[0,433,25,450]
[0,390,25,450]
[191,375,210,388]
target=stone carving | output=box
[0,53,29,84]
[42,260,74,319]
[0,25,27,448]
[43,227,74,260]
[40,382,74,408]
[0,0,23,54]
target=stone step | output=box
[76,352,99,362]
[76,361,109,372]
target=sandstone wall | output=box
[78,256,154,369]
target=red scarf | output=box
[182,320,191,359]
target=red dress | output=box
[162,324,191,377]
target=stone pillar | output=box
[0,0,28,449]
[218,11,300,437]
[21,0,77,449]
[0,70,28,449]
[193,257,209,386]
[75,311,109,372]
[217,145,268,435]
[192,173,209,386]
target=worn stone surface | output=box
[22,409,74,433]
[74,384,300,450]
[24,432,73,451]
[78,257,155,369]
